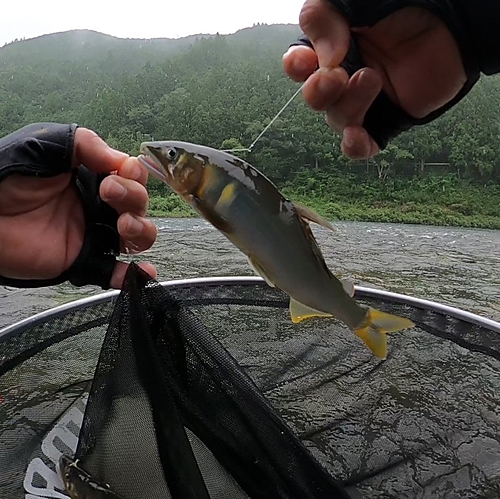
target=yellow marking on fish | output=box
[289,298,333,323]
[215,182,238,210]
[290,300,414,359]
[354,308,415,359]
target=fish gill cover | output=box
[0,263,500,498]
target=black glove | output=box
[291,0,482,150]
[0,122,120,289]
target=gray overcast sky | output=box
[0,0,305,46]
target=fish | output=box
[58,455,126,499]
[138,141,415,359]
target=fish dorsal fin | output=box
[292,201,335,231]
[297,214,334,277]
[289,298,333,323]
[248,256,275,287]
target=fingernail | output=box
[357,69,380,91]
[124,242,141,254]
[290,51,310,74]
[106,180,126,199]
[343,134,355,149]
[126,160,143,181]
[126,215,143,236]
[357,70,371,88]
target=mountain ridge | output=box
[0,24,302,65]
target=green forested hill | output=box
[1,24,499,227]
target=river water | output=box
[0,217,499,329]
[2,218,500,499]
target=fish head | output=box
[139,141,205,196]
[58,455,80,498]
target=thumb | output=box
[299,0,351,69]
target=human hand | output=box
[283,0,467,159]
[0,125,157,289]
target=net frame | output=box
[2,276,499,341]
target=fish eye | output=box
[166,147,177,160]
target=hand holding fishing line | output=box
[283,0,470,160]
[0,123,157,290]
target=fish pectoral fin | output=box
[341,278,355,297]
[354,308,415,360]
[188,195,232,233]
[289,298,333,324]
[292,201,335,231]
[248,256,275,287]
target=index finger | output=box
[72,127,129,175]
[299,0,351,68]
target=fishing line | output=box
[222,81,305,154]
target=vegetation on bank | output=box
[147,174,500,229]
[1,26,500,228]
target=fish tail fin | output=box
[354,308,415,359]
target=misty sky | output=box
[1,0,305,46]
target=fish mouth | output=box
[137,153,169,183]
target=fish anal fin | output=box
[292,201,335,231]
[354,308,415,359]
[289,298,333,324]
[248,256,275,287]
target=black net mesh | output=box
[1,263,500,499]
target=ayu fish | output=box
[58,455,126,499]
[138,141,415,359]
